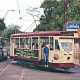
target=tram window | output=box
[25,38,29,49]
[50,37,54,50]
[27,38,31,49]
[20,38,25,48]
[40,37,49,47]
[32,37,38,49]
[15,38,19,48]
[55,40,60,50]
[61,42,72,51]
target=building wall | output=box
[74,38,80,66]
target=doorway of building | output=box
[74,38,80,65]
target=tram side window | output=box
[32,37,38,49]
[50,37,54,50]
[40,37,49,48]
[20,38,25,48]
[55,40,60,50]
[25,38,31,49]
[15,38,19,48]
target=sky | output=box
[0,0,43,32]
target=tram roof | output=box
[11,31,74,38]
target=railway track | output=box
[0,60,11,76]
[0,60,11,71]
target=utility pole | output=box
[64,0,67,24]
[63,0,67,30]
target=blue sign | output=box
[66,22,80,31]
[67,22,80,29]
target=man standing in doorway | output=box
[44,44,49,67]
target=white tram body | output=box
[10,31,75,69]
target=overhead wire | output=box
[17,0,22,27]
[24,21,35,32]
[16,1,41,32]
[25,8,41,31]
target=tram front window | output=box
[61,42,72,51]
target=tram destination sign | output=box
[66,22,80,31]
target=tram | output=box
[0,37,9,61]
[10,31,75,70]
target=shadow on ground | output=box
[11,61,75,74]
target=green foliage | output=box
[2,24,21,40]
[67,0,80,21]
[0,18,6,31]
[19,49,37,57]
[34,0,64,31]
[34,0,80,31]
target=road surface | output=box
[0,60,80,80]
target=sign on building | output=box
[66,22,80,31]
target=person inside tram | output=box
[32,43,37,49]
[44,44,49,67]
[25,44,29,49]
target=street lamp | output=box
[2,10,15,21]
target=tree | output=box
[34,0,80,31]
[67,0,80,22]
[0,18,6,31]
[34,0,64,31]
[2,25,22,40]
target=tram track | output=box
[0,60,26,80]
[0,60,12,76]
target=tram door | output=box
[40,37,49,61]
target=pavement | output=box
[0,60,80,80]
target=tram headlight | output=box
[53,54,59,60]
[64,51,72,55]
[69,52,72,55]
[64,52,67,55]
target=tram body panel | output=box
[10,38,14,57]
[49,50,73,63]
[59,38,74,63]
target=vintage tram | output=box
[10,31,75,70]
